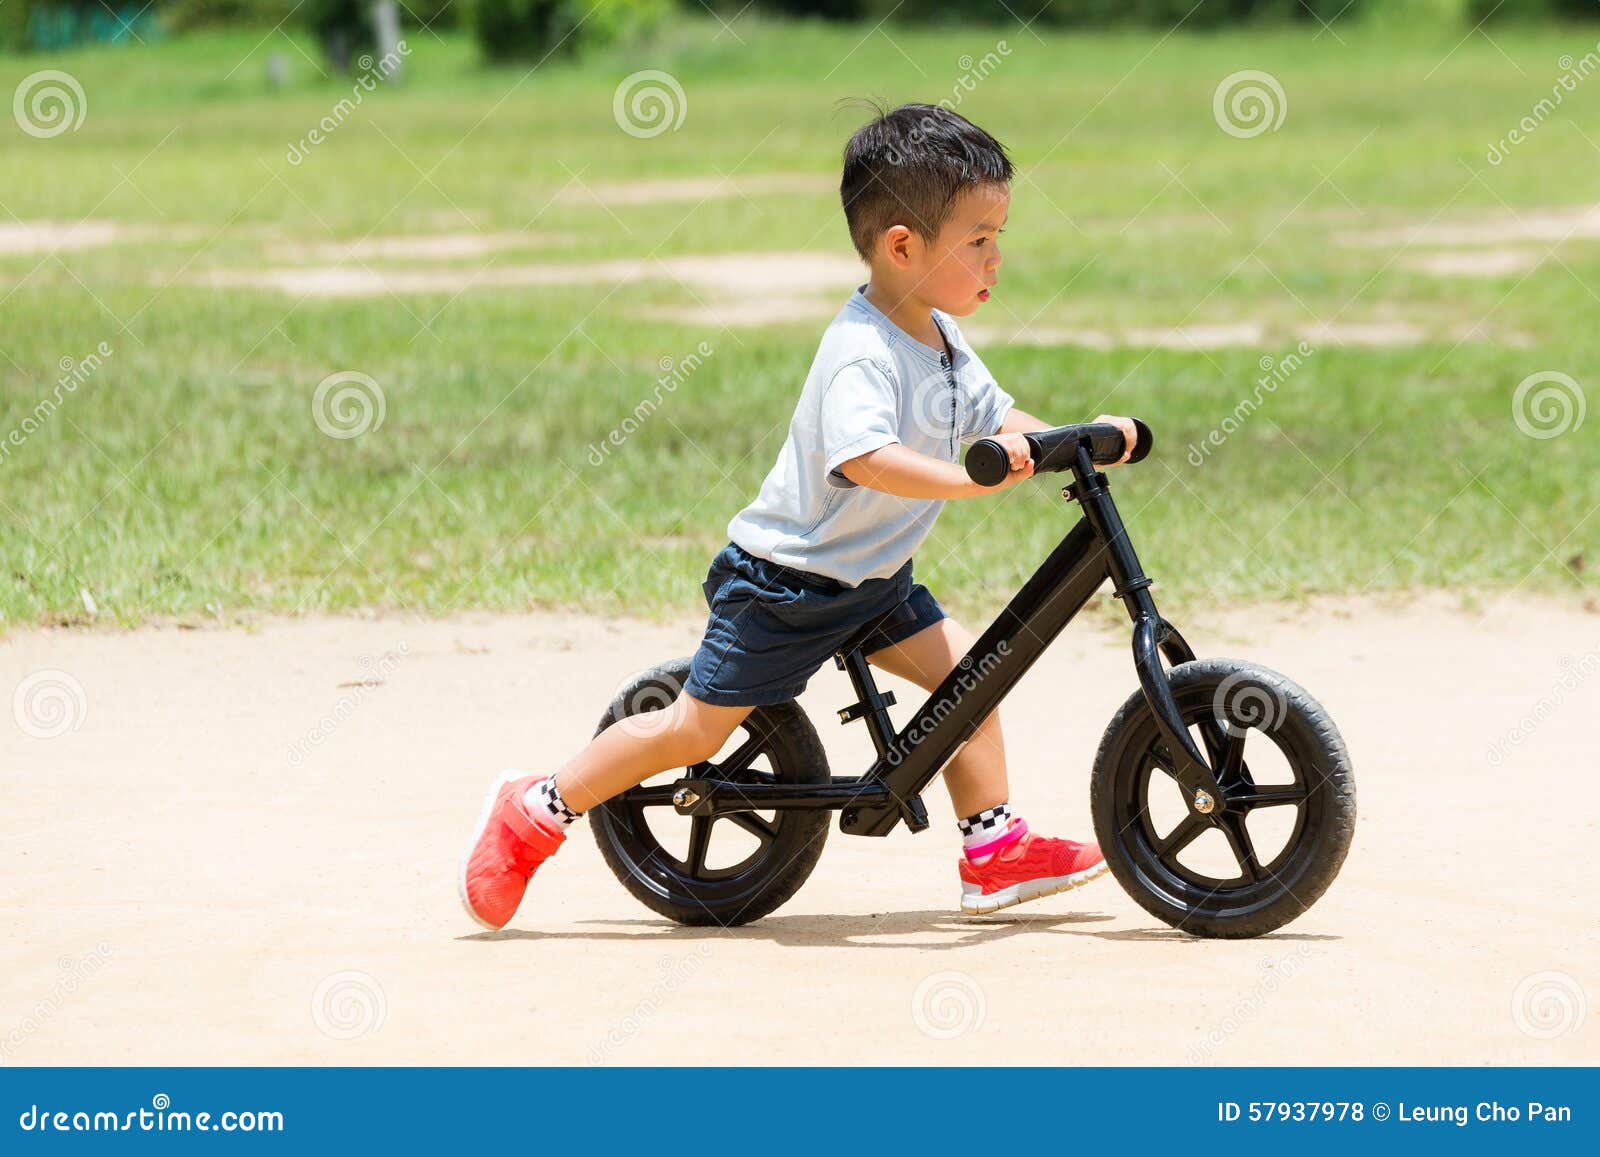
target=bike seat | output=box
[834,600,920,662]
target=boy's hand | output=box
[1094,414,1139,466]
[980,432,1035,491]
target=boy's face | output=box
[886,183,1009,317]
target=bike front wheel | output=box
[1090,658,1355,938]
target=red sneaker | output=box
[958,818,1108,915]
[459,770,565,931]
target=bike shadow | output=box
[464,911,1341,948]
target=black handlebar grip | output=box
[964,418,1155,486]
[964,439,1011,486]
[1127,418,1154,464]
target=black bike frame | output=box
[667,442,1224,837]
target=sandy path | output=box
[2,595,1595,1066]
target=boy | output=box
[461,101,1137,931]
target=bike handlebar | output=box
[964,419,1154,486]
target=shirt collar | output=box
[848,283,971,373]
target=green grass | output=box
[1,14,1597,630]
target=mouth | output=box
[977,288,991,301]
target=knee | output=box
[671,703,742,762]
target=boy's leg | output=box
[865,617,1008,819]
[554,693,756,813]
[461,690,752,930]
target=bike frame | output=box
[665,441,1225,837]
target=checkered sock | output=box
[523,776,583,829]
[958,803,1014,861]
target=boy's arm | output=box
[998,406,1051,435]
[837,408,1140,498]
[838,442,1032,498]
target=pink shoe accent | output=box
[964,816,1028,863]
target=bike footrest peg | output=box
[837,690,895,724]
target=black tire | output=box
[1090,658,1355,939]
[590,657,830,927]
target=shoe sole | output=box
[959,860,1110,915]
[457,768,541,932]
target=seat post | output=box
[833,647,898,759]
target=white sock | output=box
[523,776,582,827]
[958,803,1013,862]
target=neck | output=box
[863,280,945,353]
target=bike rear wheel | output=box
[590,658,831,927]
[1090,658,1355,938]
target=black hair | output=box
[837,99,1014,263]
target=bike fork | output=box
[1067,445,1224,810]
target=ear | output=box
[880,224,918,269]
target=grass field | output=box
[1,13,1597,630]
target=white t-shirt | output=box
[726,284,1015,586]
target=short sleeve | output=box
[820,359,901,489]
[960,350,1015,443]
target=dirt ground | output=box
[2,592,1596,1066]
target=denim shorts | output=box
[682,541,947,707]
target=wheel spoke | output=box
[1217,726,1249,787]
[725,810,778,846]
[1158,813,1209,858]
[686,815,714,875]
[1217,813,1264,882]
